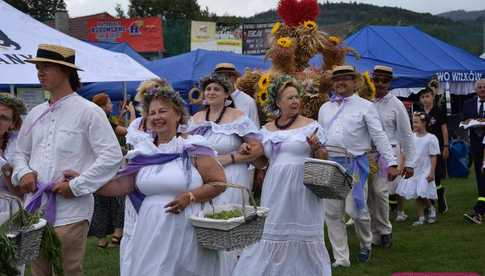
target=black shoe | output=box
[437,187,448,214]
[357,247,371,263]
[389,194,397,212]
[381,234,392,249]
[464,212,483,224]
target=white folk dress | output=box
[120,118,152,276]
[233,121,332,276]
[187,115,260,205]
[396,133,440,200]
[0,134,17,213]
[124,134,222,276]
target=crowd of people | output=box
[0,43,484,276]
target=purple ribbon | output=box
[25,181,57,225]
[188,125,212,136]
[118,145,215,213]
[377,154,389,177]
[271,142,282,160]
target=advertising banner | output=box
[242,22,274,55]
[87,17,164,53]
[191,21,242,53]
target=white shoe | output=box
[332,261,350,268]
[396,212,408,222]
[345,218,354,226]
[412,216,425,226]
[427,206,437,223]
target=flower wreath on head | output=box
[144,86,190,123]
[259,74,304,115]
[0,93,27,115]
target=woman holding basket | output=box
[85,85,228,275]
[233,74,332,275]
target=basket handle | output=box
[0,192,24,233]
[206,182,258,222]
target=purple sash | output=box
[118,144,214,212]
[25,181,57,225]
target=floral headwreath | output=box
[258,74,304,115]
[143,86,189,122]
[199,74,234,93]
[0,93,27,116]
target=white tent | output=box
[0,0,157,85]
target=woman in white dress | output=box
[93,86,227,276]
[233,75,332,276]
[187,74,263,273]
[396,112,440,226]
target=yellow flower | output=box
[328,36,341,45]
[271,22,281,34]
[304,20,317,31]
[277,37,293,48]
[257,88,270,106]
[258,73,271,91]
[363,71,376,99]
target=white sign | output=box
[436,71,483,82]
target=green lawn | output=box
[33,174,485,276]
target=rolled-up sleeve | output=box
[395,101,415,168]
[365,106,398,166]
[69,107,123,197]
[11,113,35,186]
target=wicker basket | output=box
[303,146,354,200]
[1,192,47,265]
[189,183,269,251]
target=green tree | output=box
[128,0,203,19]
[114,3,126,18]
[6,0,66,21]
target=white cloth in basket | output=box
[124,135,223,276]
[396,133,440,200]
[233,121,332,276]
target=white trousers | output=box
[367,147,401,239]
[325,183,371,265]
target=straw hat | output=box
[331,65,358,79]
[372,65,393,79]
[213,63,240,77]
[26,44,83,71]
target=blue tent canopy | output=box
[89,41,150,67]
[345,25,485,77]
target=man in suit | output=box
[463,78,485,224]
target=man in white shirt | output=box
[12,44,123,276]
[368,65,415,248]
[318,65,399,267]
[213,63,260,126]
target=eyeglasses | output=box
[372,78,391,84]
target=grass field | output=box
[31,174,485,276]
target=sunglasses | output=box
[333,75,355,82]
[372,77,391,84]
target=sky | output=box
[64,0,485,18]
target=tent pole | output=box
[9,84,14,96]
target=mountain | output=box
[437,9,485,21]
[238,2,484,55]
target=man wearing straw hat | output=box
[12,44,123,276]
[213,63,260,126]
[368,65,415,248]
[318,65,399,267]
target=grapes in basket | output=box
[205,209,242,220]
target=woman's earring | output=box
[224,98,232,107]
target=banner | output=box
[191,21,242,53]
[87,17,164,53]
[242,22,274,55]
[435,71,483,82]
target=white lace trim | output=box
[186,115,260,138]
[261,121,326,144]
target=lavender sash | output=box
[25,181,57,225]
[118,144,214,212]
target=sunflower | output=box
[257,88,270,106]
[272,22,281,34]
[328,36,341,45]
[257,73,271,91]
[303,20,317,31]
[277,37,293,48]
[363,71,376,99]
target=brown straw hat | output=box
[213,63,240,77]
[331,65,358,79]
[372,65,394,79]
[26,44,83,71]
